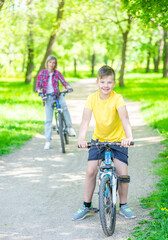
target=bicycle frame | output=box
[53,96,65,134]
[52,91,70,153]
[99,145,117,205]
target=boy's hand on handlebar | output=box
[78,139,88,148]
[120,138,133,147]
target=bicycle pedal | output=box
[118,175,130,183]
[90,208,99,213]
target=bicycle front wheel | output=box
[58,113,65,153]
[62,118,69,144]
[99,175,116,236]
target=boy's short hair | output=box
[45,55,57,69]
[97,65,115,81]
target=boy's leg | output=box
[84,160,101,202]
[113,158,136,218]
[72,159,100,221]
[113,158,128,204]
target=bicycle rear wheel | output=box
[99,175,116,236]
[58,113,65,153]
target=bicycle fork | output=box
[111,168,117,205]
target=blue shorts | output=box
[88,139,128,165]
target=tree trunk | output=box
[146,37,152,73]
[0,0,5,10]
[74,57,77,75]
[119,31,128,87]
[91,52,95,76]
[33,1,65,91]
[146,51,150,73]
[163,29,168,78]
[104,55,108,65]
[153,38,164,72]
[153,58,159,72]
[118,14,131,87]
[111,59,114,68]
[25,0,34,84]
[22,53,26,72]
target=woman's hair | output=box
[97,65,115,81]
[45,55,57,69]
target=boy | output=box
[72,65,136,220]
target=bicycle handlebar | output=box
[55,88,73,97]
[38,88,73,101]
[81,141,134,148]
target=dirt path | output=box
[0,78,164,240]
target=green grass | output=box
[0,79,45,155]
[115,73,168,240]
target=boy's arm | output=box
[118,105,133,147]
[78,108,92,148]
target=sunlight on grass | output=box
[0,79,45,155]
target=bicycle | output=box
[39,89,72,153]
[87,141,134,236]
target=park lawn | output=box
[115,73,168,240]
[0,79,45,155]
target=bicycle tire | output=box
[99,175,116,236]
[63,118,69,144]
[58,113,65,153]
[55,112,59,134]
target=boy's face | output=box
[47,59,56,71]
[97,75,116,95]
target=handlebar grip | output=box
[67,88,73,92]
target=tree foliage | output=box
[123,0,168,29]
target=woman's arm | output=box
[57,71,70,88]
[36,72,42,92]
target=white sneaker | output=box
[68,127,76,137]
[44,142,50,150]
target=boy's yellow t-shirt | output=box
[85,91,126,142]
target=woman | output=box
[36,55,76,150]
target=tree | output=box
[98,0,132,86]
[146,37,152,73]
[0,0,5,10]
[124,0,168,77]
[163,29,168,77]
[33,0,65,90]
[25,0,34,84]
[153,38,164,72]
[117,14,132,86]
